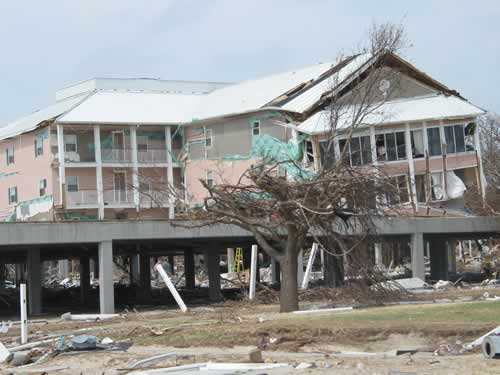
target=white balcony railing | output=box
[103,190,134,205]
[138,149,167,163]
[66,190,99,206]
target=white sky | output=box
[1,0,499,125]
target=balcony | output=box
[103,190,134,205]
[101,148,133,163]
[66,190,98,207]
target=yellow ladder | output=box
[234,247,244,273]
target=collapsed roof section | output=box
[0,51,484,141]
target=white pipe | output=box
[301,243,319,289]
[464,326,500,350]
[249,245,258,300]
[154,263,188,313]
[20,284,28,344]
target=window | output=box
[385,175,409,205]
[34,138,43,157]
[338,136,372,167]
[410,130,425,158]
[6,146,14,165]
[376,131,406,161]
[137,136,148,152]
[444,124,466,154]
[64,134,77,153]
[303,140,315,165]
[39,179,47,196]
[66,176,79,192]
[251,120,261,136]
[8,187,17,204]
[205,129,213,149]
[430,172,444,201]
[426,127,441,156]
[206,171,214,188]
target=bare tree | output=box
[177,23,411,313]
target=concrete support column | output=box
[411,233,425,281]
[374,243,383,267]
[184,249,195,289]
[130,126,140,211]
[297,250,304,286]
[323,251,344,288]
[58,259,69,279]
[429,238,449,281]
[204,251,222,302]
[79,254,90,305]
[98,241,114,314]
[138,251,152,303]
[27,248,42,315]
[130,254,140,285]
[165,126,175,220]
[227,248,234,274]
[448,240,457,273]
[15,263,24,286]
[94,125,104,220]
[270,258,280,284]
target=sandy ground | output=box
[0,287,499,374]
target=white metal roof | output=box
[297,94,485,135]
[194,61,339,119]
[0,93,89,141]
[59,91,202,125]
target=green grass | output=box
[296,301,500,323]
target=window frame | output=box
[206,171,214,188]
[251,120,261,137]
[66,175,79,192]
[384,175,410,205]
[6,146,14,165]
[204,128,213,149]
[426,127,442,157]
[64,134,78,153]
[39,178,47,197]
[34,137,44,157]
[376,130,407,162]
[338,135,372,167]
[444,124,467,154]
[8,186,18,205]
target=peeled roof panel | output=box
[283,53,373,113]
[194,62,337,119]
[298,95,485,135]
[59,91,202,124]
[0,93,89,141]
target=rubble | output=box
[70,335,97,350]
[482,336,500,359]
[434,280,454,289]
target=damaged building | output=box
[0,51,497,314]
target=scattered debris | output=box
[101,337,114,345]
[434,280,454,290]
[482,336,500,359]
[293,307,353,315]
[128,352,177,369]
[295,362,314,369]
[70,335,97,350]
[248,348,263,363]
[0,341,12,363]
[61,312,120,321]
[464,326,500,351]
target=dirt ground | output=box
[1,287,499,374]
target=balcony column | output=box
[165,126,175,220]
[473,122,486,199]
[56,123,65,206]
[94,125,104,220]
[405,123,418,209]
[130,126,140,211]
[439,120,448,200]
[369,125,377,166]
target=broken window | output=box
[431,172,444,201]
[251,120,261,136]
[338,136,371,167]
[426,127,441,156]
[64,134,77,153]
[39,178,47,197]
[376,131,406,161]
[303,140,315,165]
[319,140,336,169]
[6,146,14,165]
[384,175,409,205]
[410,130,425,158]
[465,122,476,151]
[8,186,17,204]
[66,176,79,192]
[415,174,427,203]
[444,124,466,154]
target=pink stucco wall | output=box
[184,158,256,204]
[0,126,54,219]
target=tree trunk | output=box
[279,242,299,313]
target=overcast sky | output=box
[1,0,498,125]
